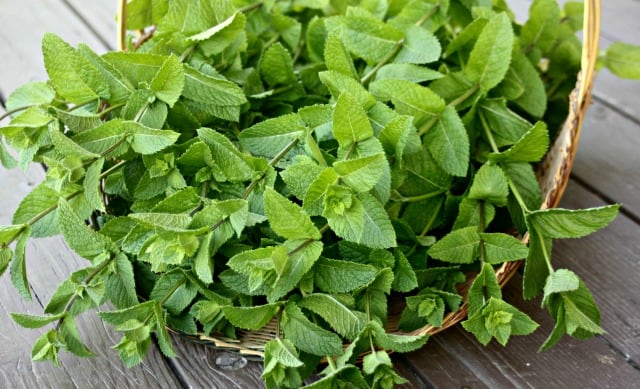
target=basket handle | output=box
[117,0,127,51]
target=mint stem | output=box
[242,138,299,200]
[0,105,32,122]
[418,83,479,137]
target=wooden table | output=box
[1,1,639,387]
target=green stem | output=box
[393,189,445,203]
[69,99,100,112]
[287,223,329,257]
[99,102,126,118]
[327,356,338,372]
[99,160,127,179]
[418,83,479,137]
[306,133,328,167]
[54,255,114,331]
[360,4,440,84]
[0,105,32,122]
[418,197,444,238]
[242,138,300,200]
[535,228,555,274]
[238,1,263,14]
[479,112,499,153]
[505,174,530,214]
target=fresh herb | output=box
[0,0,637,387]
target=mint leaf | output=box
[468,163,509,206]
[0,247,11,277]
[282,302,343,356]
[260,43,297,88]
[299,293,365,340]
[4,82,55,112]
[498,52,547,117]
[268,240,323,303]
[105,253,138,309]
[333,92,374,148]
[424,106,469,177]
[520,0,561,55]
[149,270,196,314]
[222,303,281,330]
[264,187,321,241]
[8,225,31,299]
[467,262,502,316]
[324,33,358,78]
[523,231,552,299]
[318,70,376,109]
[58,315,95,357]
[375,63,443,83]
[198,127,252,182]
[239,113,306,158]
[370,79,445,124]
[58,199,112,261]
[313,257,378,293]
[527,205,620,239]
[328,192,396,249]
[42,33,109,104]
[125,121,180,155]
[466,13,514,92]
[395,25,441,64]
[150,55,184,107]
[480,233,529,264]
[428,226,480,264]
[342,9,403,63]
[543,269,580,305]
[489,122,549,163]
[602,43,640,80]
[11,312,65,329]
[333,153,388,193]
[392,250,418,293]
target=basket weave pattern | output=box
[116,0,602,356]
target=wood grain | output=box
[63,0,118,50]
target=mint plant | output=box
[0,0,635,387]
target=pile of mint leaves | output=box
[0,0,634,387]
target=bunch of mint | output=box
[1,1,633,387]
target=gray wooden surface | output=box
[1,1,639,388]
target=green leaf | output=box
[522,231,552,299]
[602,43,640,80]
[238,113,306,158]
[313,257,378,293]
[5,82,55,112]
[198,127,252,182]
[183,65,247,107]
[125,0,169,29]
[106,253,139,309]
[392,250,418,293]
[543,269,580,305]
[342,9,403,63]
[324,33,358,78]
[264,187,321,241]
[497,52,547,117]
[10,226,32,300]
[11,312,65,329]
[527,205,620,239]
[72,120,128,157]
[194,232,214,284]
[480,233,529,264]
[333,153,388,193]
[261,43,297,88]
[12,183,64,238]
[264,337,303,368]
[268,240,324,303]
[281,302,343,356]
[468,163,509,206]
[58,199,112,260]
[562,281,603,337]
[281,156,325,200]
[125,121,180,155]
[332,92,374,148]
[327,192,396,249]
[222,303,281,330]
[363,350,392,375]
[318,70,376,109]
[467,262,502,316]
[454,199,495,230]
[77,45,134,105]
[490,122,549,163]
[0,247,11,277]
[368,320,428,353]
[375,63,443,83]
[520,0,561,54]
[370,79,445,124]
[42,33,109,104]
[424,106,469,177]
[428,226,480,264]
[31,330,61,366]
[478,99,531,148]
[149,271,196,314]
[466,13,514,92]
[58,315,95,357]
[299,293,365,340]
[395,25,441,64]
[150,55,184,107]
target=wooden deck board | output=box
[1,0,639,388]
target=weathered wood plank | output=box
[63,0,118,50]
[0,0,109,95]
[571,100,640,218]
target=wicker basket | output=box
[115,0,601,357]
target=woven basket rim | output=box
[114,0,602,357]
